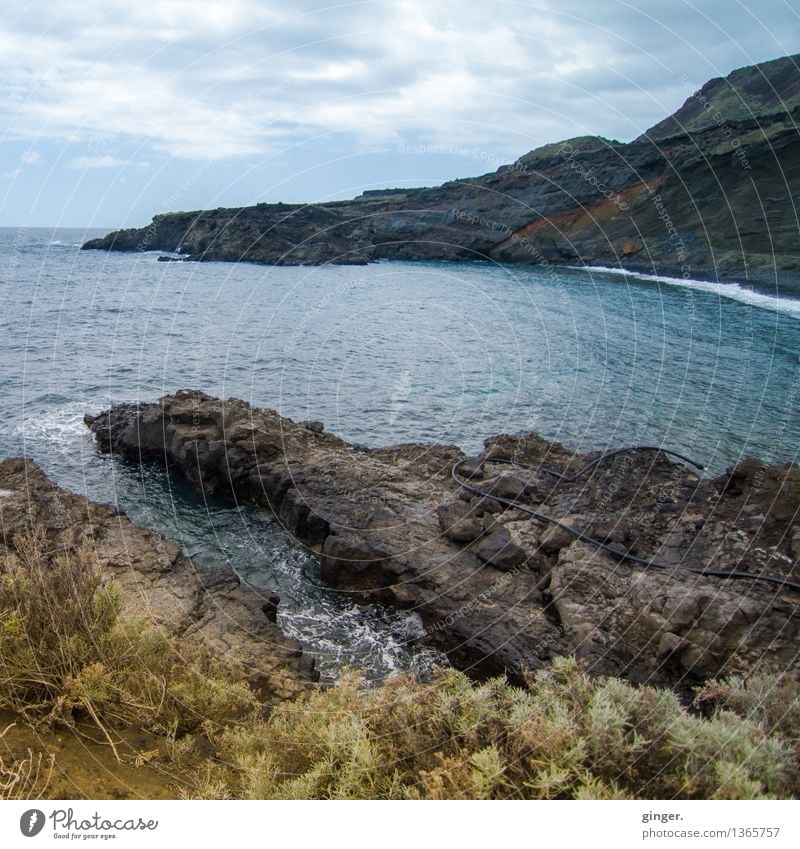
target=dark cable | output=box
[483,446,705,482]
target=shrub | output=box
[183,658,800,800]
[694,673,800,741]
[0,528,258,747]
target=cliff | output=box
[82,54,800,280]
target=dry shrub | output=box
[3,527,798,800]
[694,673,800,741]
[0,725,53,800]
[0,528,258,743]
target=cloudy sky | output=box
[1,0,798,227]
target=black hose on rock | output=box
[452,448,800,595]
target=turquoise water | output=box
[1,227,799,678]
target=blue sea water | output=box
[1,227,799,678]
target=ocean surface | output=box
[1,227,799,679]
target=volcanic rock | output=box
[437,500,483,543]
[83,390,800,688]
[473,527,529,571]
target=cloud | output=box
[2,148,42,177]
[0,0,798,167]
[69,155,129,169]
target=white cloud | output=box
[69,155,129,169]
[0,0,797,166]
[3,148,42,177]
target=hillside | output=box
[83,54,800,280]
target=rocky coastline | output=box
[83,390,800,691]
[82,55,800,281]
[0,456,317,704]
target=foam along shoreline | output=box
[570,264,800,320]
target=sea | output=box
[1,226,799,680]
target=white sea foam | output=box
[12,405,92,446]
[571,265,800,320]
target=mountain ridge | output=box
[83,53,800,280]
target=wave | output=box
[11,404,93,446]
[571,265,800,320]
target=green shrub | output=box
[183,658,800,800]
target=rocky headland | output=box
[84,390,800,691]
[82,54,800,280]
[0,456,317,704]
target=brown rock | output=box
[474,528,529,571]
[657,632,689,658]
[0,457,317,703]
[540,516,582,553]
[320,532,392,592]
[457,457,485,480]
[485,473,530,502]
[83,391,800,687]
[437,501,483,543]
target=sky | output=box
[1,0,798,228]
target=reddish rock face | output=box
[85,390,800,690]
